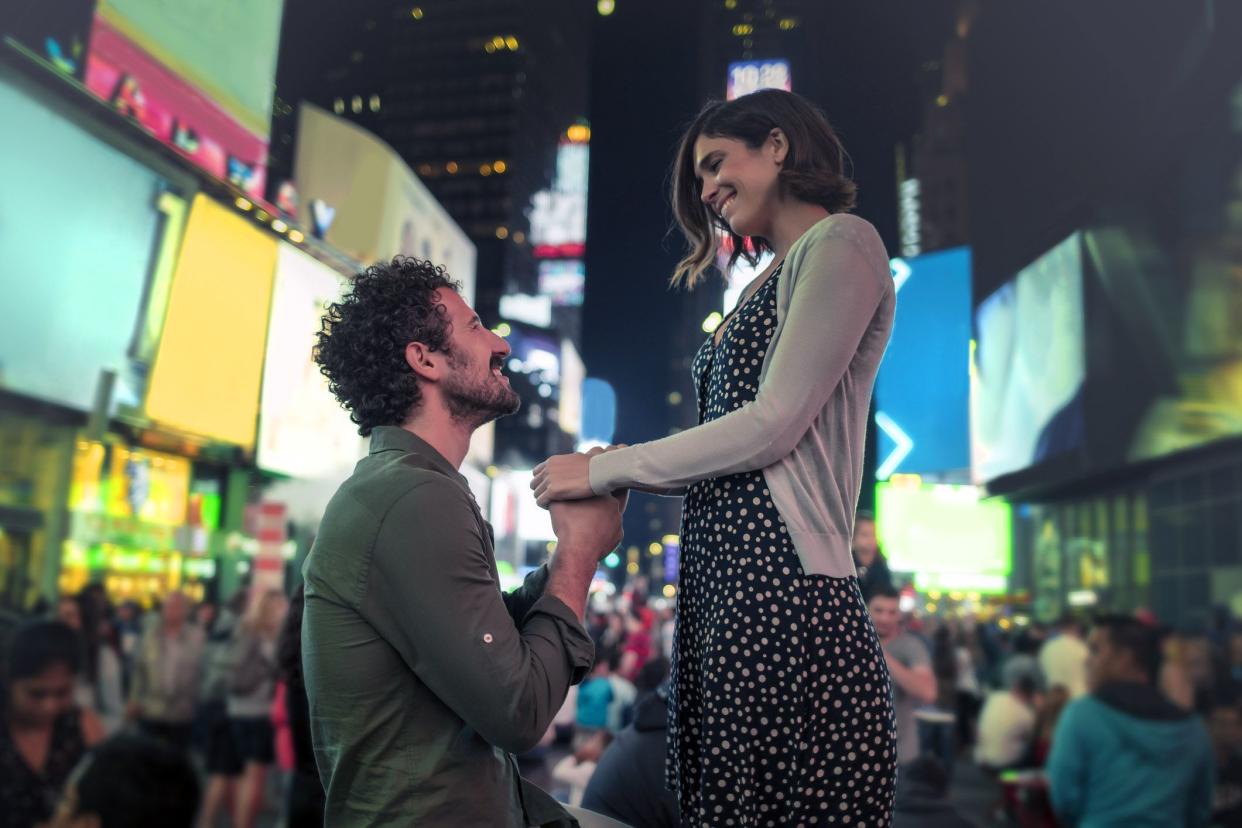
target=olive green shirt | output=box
[302,426,593,827]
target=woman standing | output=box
[534,89,897,825]
[227,589,287,828]
[0,620,105,828]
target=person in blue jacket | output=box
[1047,614,1214,827]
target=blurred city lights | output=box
[493,322,512,337]
[597,0,616,16]
[663,584,677,598]
[701,311,723,333]
[234,197,252,211]
[604,552,621,568]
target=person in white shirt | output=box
[975,671,1038,769]
[1039,615,1090,699]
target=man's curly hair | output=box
[315,257,460,436]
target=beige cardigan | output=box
[589,213,895,577]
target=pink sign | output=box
[84,14,269,199]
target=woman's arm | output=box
[534,221,889,503]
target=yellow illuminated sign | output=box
[146,195,277,448]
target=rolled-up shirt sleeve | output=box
[361,478,593,755]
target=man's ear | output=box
[405,341,442,382]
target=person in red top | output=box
[618,606,653,684]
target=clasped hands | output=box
[531,445,627,509]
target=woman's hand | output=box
[533,445,629,508]
[532,451,597,507]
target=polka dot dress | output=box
[668,267,897,826]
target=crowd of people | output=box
[4,544,1242,827]
[0,581,319,828]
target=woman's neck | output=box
[763,200,831,261]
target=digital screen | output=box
[83,0,285,200]
[529,140,589,259]
[538,260,586,307]
[876,248,972,478]
[489,469,554,543]
[877,480,1012,593]
[1081,89,1242,469]
[293,104,477,303]
[145,195,277,448]
[972,232,1086,484]
[0,75,167,413]
[257,244,364,478]
[727,59,792,101]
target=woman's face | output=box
[693,132,784,240]
[57,600,82,631]
[9,663,76,727]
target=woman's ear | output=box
[768,128,789,166]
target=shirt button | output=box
[483,633,494,644]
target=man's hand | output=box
[549,494,623,558]
[546,494,624,618]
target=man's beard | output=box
[442,348,521,429]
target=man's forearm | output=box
[546,544,596,619]
[888,659,935,703]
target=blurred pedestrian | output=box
[227,588,286,828]
[974,672,1038,771]
[126,591,203,750]
[871,585,936,766]
[921,625,960,776]
[45,733,199,828]
[852,510,894,601]
[1208,694,1242,825]
[196,589,247,828]
[954,621,983,748]
[582,684,681,828]
[1031,684,1070,766]
[1047,615,1214,826]
[0,620,105,828]
[56,592,124,734]
[1039,614,1089,699]
[551,730,612,807]
[273,585,323,828]
[617,605,652,683]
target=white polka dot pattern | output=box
[668,268,898,826]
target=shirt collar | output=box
[368,426,468,488]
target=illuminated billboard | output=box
[145,195,277,449]
[875,248,971,479]
[258,244,365,478]
[293,104,477,303]
[0,74,168,414]
[83,0,285,200]
[972,233,1086,484]
[726,59,792,101]
[877,479,1012,593]
[538,260,586,307]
